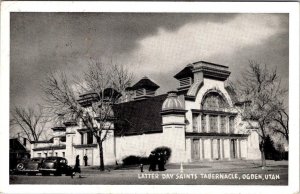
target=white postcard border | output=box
[0,1,299,194]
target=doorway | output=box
[192,139,200,161]
[86,149,93,166]
[230,139,237,159]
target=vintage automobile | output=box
[39,156,73,176]
[14,157,45,175]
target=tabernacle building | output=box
[31,61,261,166]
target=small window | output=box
[179,77,192,87]
[201,115,207,132]
[44,153,48,157]
[145,89,155,96]
[55,152,58,156]
[136,88,144,96]
[192,114,198,132]
[209,115,218,133]
[81,133,84,145]
[37,153,41,157]
[87,131,93,144]
[220,116,226,133]
[229,117,235,133]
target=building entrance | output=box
[86,149,93,166]
[192,139,200,160]
[230,139,237,159]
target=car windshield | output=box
[31,158,42,162]
[44,159,57,162]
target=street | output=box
[10,160,288,185]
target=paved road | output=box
[10,160,288,185]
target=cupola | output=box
[101,88,122,103]
[174,61,231,94]
[52,113,66,132]
[161,91,186,115]
[174,64,194,92]
[77,88,121,107]
[52,114,66,145]
[77,91,100,107]
[129,76,160,100]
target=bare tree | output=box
[42,59,133,171]
[10,105,49,142]
[270,108,289,142]
[233,60,287,167]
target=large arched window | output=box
[201,92,229,110]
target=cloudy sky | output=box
[10,13,288,108]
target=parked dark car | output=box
[13,157,45,175]
[40,157,73,176]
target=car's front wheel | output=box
[54,171,62,176]
[41,172,50,176]
[16,163,24,171]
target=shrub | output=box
[122,155,149,165]
[152,146,172,162]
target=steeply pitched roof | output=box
[174,65,193,79]
[113,94,167,136]
[131,76,160,90]
[174,61,230,80]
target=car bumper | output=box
[39,169,56,172]
[21,169,39,172]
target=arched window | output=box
[201,92,229,110]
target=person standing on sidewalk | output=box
[148,151,156,171]
[83,155,88,166]
[71,155,82,178]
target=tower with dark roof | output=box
[128,76,160,100]
[161,91,187,163]
[52,114,66,146]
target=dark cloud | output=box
[140,14,289,97]
[11,13,289,108]
[10,12,238,106]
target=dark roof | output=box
[78,88,122,107]
[79,91,98,98]
[174,61,229,80]
[131,77,160,90]
[77,92,100,107]
[32,145,66,151]
[9,138,28,152]
[31,139,53,144]
[174,65,193,79]
[113,94,167,136]
[194,60,228,68]
[52,126,66,131]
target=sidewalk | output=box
[80,160,288,175]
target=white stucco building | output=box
[31,61,261,166]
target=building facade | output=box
[31,61,261,166]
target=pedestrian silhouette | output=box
[71,155,82,178]
[148,151,156,171]
[158,152,166,171]
[83,155,88,166]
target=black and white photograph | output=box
[0,1,299,194]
